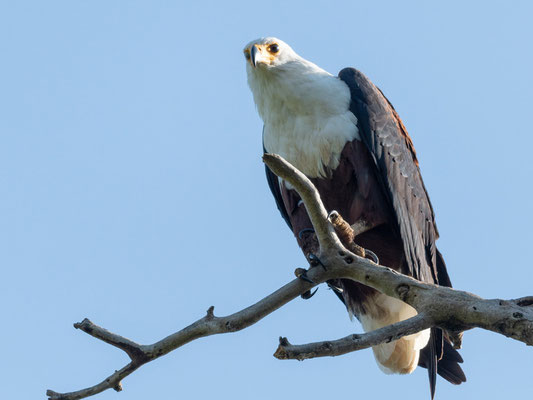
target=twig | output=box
[274,313,432,360]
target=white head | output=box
[243,37,333,117]
[242,37,301,72]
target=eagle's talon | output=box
[364,249,379,264]
[294,267,316,284]
[308,253,327,270]
[301,288,318,300]
[328,210,340,222]
[298,228,315,240]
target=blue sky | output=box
[1,1,532,399]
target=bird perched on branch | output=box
[244,37,465,398]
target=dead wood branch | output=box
[274,313,433,360]
[47,154,533,400]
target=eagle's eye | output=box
[268,44,279,54]
[244,50,250,60]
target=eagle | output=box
[244,37,466,398]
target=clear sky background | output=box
[2,1,532,399]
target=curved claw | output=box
[298,228,315,240]
[327,210,340,222]
[308,253,327,271]
[327,282,343,294]
[294,268,316,284]
[301,288,319,300]
[364,249,379,264]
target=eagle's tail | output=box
[418,248,467,398]
[419,331,466,392]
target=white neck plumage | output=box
[247,58,360,178]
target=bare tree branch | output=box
[262,153,341,251]
[47,277,321,400]
[47,154,533,400]
[262,154,533,349]
[274,313,433,360]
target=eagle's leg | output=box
[294,267,319,299]
[297,228,327,271]
[328,210,379,264]
[296,228,324,299]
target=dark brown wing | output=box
[263,133,293,230]
[338,68,465,396]
[339,67,439,284]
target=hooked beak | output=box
[250,45,259,68]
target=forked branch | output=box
[47,154,533,400]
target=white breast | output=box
[263,108,359,178]
[248,60,359,178]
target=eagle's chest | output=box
[263,110,360,178]
[252,70,360,178]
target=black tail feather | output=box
[427,329,438,400]
[437,340,467,385]
[419,329,466,396]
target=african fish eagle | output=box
[243,37,466,398]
